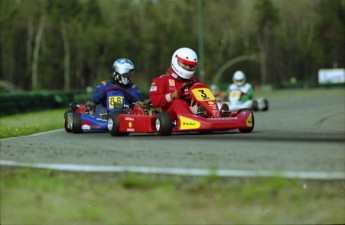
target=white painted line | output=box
[0,160,344,180]
[0,129,64,141]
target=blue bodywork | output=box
[66,85,142,132]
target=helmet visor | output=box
[177,60,197,71]
[116,70,134,78]
[235,79,245,86]
[235,79,244,83]
[115,70,133,85]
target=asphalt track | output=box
[1,88,344,179]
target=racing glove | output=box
[124,92,138,103]
[133,101,144,107]
[171,90,183,99]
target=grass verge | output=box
[0,109,65,139]
[1,167,344,224]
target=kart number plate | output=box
[108,96,124,109]
[191,88,215,101]
[229,91,241,99]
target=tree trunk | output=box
[32,15,45,90]
[257,28,268,85]
[27,18,34,78]
[61,19,70,90]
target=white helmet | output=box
[112,58,134,85]
[233,70,246,87]
[171,47,198,80]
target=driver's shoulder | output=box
[152,74,171,84]
[243,83,253,89]
[229,83,237,90]
[100,80,109,86]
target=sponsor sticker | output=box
[169,79,175,86]
[179,116,200,130]
[150,86,157,92]
[81,121,91,130]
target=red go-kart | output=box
[107,82,254,136]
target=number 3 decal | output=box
[198,89,208,98]
[192,88,215,101]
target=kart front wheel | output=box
[155,112,172,136]
[238,108,254,133]
[72,112,83,134]
[108,111,129,136]
[220,103,230,117]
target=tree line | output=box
[1,0,344,91]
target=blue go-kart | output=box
[64,87,141,133]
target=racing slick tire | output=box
[156,112,172,136]
[71,112,83,134]
[64,109,73,132]
[108,111,130,136]
[238,108,254,133]
[220,103,230,117]
[252,100,259,112]
[263,99,269,111]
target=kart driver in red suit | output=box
[149,47,202,121]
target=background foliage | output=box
[1,0,344,91]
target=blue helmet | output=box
[112,58,134,85]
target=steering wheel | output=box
[178,82,198,100]
[179,81,197,92]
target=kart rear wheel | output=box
[263,99,269,111]
[72,112,83,134]
[238,108,254,133]
[155,112,172,136]
[108,111,129,136]
[64,109,73,132]
[252,100,259,112]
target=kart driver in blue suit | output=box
[92,58,142,118]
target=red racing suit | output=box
[149,68,201,121]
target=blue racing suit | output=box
[92,80,142,115]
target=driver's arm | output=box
[92,81,107,104]
[126,84,142,104]
[149,77,177,107]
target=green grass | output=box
[0,109,65,139]
[1,167,344,224]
